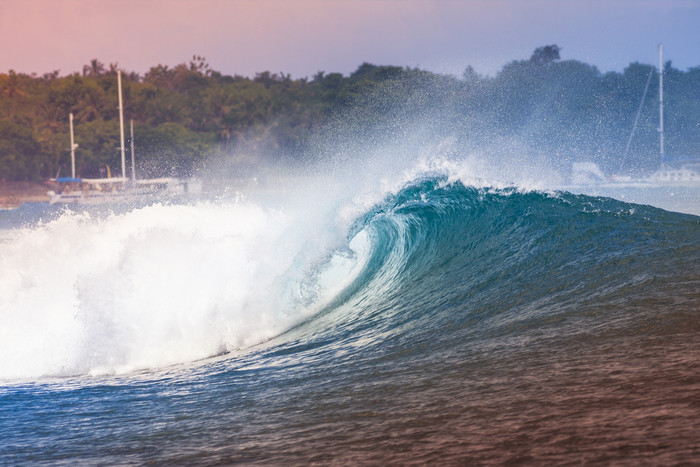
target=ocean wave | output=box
[1,175,698,381]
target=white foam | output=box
[0,143,567,382]
[0,200,368,380]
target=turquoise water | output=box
[1,177,699,464]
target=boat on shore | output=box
[570,160,700,189]
[48,71,201,205]
[46,176,200,205]
[562,45,700,215]
[567,45,700,215]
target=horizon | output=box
[1,0,699,80]
[1,46,693,81]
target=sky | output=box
[1,0,699,79]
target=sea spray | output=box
[1,170,699,465]
[0,199,368,380]
[2,152,697,381]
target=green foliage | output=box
[135,122,216,177]
[1,47,700,181]
[530,45,561,66]
[0,120,41,180]
[73,118,121,176]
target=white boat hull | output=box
[47,179,202,205]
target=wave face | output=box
[1,177,699,464]
[344,179,700,342]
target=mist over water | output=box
[0,177,375,380]
[0,136,569,381]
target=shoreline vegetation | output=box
[0,180,51,209]
[0,180,48,205]
[2,45,700,205]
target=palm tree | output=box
[106,63,120,77]
[2,70,26,118]
[83,59,105,78]
[76,85,107,121]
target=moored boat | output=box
[47,71,201,205]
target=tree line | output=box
[1,46,699,181]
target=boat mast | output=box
[658,44,665,164]
[69,112,77,179]
[130,119,136,181]
[118,70,126,179]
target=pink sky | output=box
[1,0,698,78]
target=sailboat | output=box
[47,71,199,205]
[636,44,700,186]
[572,45,700,187]
[567,45,700,215]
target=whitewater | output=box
[1,157,699,464]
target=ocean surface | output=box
[1,168,699,465]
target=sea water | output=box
[1,160,699,464]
